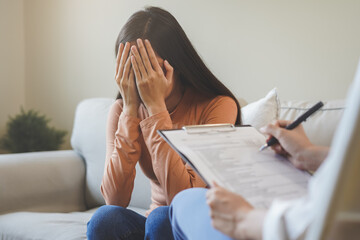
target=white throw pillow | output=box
[241,88,279,130]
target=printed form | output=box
[161,126,310,208]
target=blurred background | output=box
[1,0,360,150]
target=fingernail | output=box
[259,127,266,132]
[137,39,142,44]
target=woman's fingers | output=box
[128,66,134,80]
[128,66,136,89]
[144,39,162,72]
[115,43,124,76]
[164,60,174,81]
[122,56,132,83]
[131,45,148,78]
[136,39,153,72]
[117,42,131,79]
[131,56,142,81]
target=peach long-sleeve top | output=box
[101,87,238,216]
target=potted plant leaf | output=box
[0,107,67,153]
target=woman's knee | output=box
[87,205,138,239]
[145,206,173,240]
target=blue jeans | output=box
[169,188,233,240]
[87,205,174,240]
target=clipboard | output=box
[158,124,311,208]
[158,124,238,185]
[158,124,249,186]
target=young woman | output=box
[87,6,241,240]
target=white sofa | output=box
[0,89,345,240]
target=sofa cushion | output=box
[0,206,147,240]
[279,100,346,147]
[0,211,91,240]
[71,98,151,210]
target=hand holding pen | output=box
[259,101,324,151]
[259,101,327,171]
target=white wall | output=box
[2,0,360,149]
[0,0,25,140]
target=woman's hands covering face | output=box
[130,39,174,116]
[115,42,140,117]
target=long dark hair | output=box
[115,6,241,124]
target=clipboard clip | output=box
[182,123,235,134]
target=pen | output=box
[259,101,324,152]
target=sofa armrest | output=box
[0,150,86,214]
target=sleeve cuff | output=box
[115,112,141,141]
[120,111,141,124]
[140,110,171,130]
[263,200,293,240]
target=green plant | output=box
[0,107,67,153]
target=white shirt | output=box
[262,60,360,240]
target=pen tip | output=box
[259,144,267,152]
